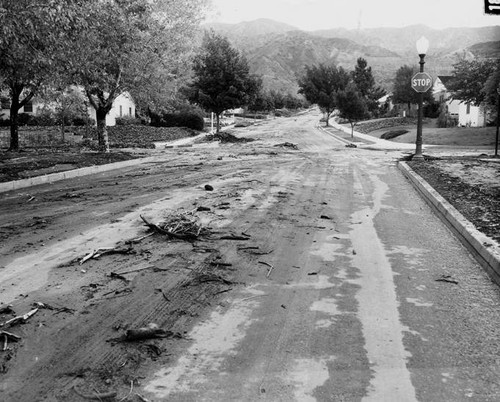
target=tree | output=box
[0,0,84,151]
[297,63,350,126]
[351,58,386,117]
[69,0,207,152]
[187,31,262,133]
[336,83,369,138]
[482,59,500,156]
[447,58,497,106]
[248,90,273,115]
[351,58,374,98]
[392,65,432,116]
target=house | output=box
[87,91,136,126]
[432,75,488,127]
[457,101,487,127]
[0,88,135,127]
[0,96,42,119]
[432,76,460,119]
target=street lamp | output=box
[414,36,429,159]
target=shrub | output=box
[116,116,140,126]
[0,117,10,127]
[32,111,57,126]
[18,113,35,126]
[151,112,204,131]
[380,129,409,140]
[72,116,95,126]
[274,108,292,118]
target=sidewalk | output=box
[327,121,417,151]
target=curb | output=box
[164,144,193,149]
[398,161,500,285]
[0,155,159,194]
[316,125,357,146]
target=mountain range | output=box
[203,19,500,95]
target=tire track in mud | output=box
[0,151,316,401]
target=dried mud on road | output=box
[0,115,348,401]
[1,114,499,401]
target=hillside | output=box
[202,20,500,95]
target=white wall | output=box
[458,102,486,127]
[88,92,136,126]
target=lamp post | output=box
[414,36,429,160]
[495,87,499,158]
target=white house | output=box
[87,91,136,126]
[432,75,489,127]
[458,102,487,127]
[1,88,135,127]
[432,76,460,118]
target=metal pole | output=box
[414,54,426,159]
[495,92,499,158]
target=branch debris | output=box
[1,308,38,327]
[80,245,134,265]
[141,211,210,241]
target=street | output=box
[1,110,500,401]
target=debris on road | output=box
[0,305,14,314]
[345,143,357,148]
[125,324,180,341]
[274,142,299,150]
[186,273,234,287]
[140,212,209,241]
[1,308,38,327]
[1,330,21,351]
[71,385,117,401]
[220,232,251,241]
[435,274,459,285]
[204,184,214,191]
[80,245,134,265]
[259,261,274,278]
[109,272,129,282]
[320,215,332,220]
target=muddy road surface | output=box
[2,110,500,401]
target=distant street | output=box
[1,110,500,401]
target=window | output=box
[129,107,132,116]
[1,98,10,109]
[466,103,470,114]
[23,101,33,113]
[119,105,123,117]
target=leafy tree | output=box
[187,31,262,132]
[248,90,273,114]
[351,58,374,97]
[447,58,498,106]
[0,0,83,151]
[70,0,207,152]
[336,83,369,138]
[481,59,500,156]
[269,90,285,110]
[392,65,433,115]
[297,63,350,126]
[351,58,386,117]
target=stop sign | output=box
[411,72,433,93]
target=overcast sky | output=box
[206,0,500,30]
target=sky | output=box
[205,0,500,31]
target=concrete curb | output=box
[398,161,500,285]
[0,155,159,194]
[316,125,358,146]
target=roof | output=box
[437,75,454,86]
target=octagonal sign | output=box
[411,72,433,93]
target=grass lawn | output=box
[365,120,497,147]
